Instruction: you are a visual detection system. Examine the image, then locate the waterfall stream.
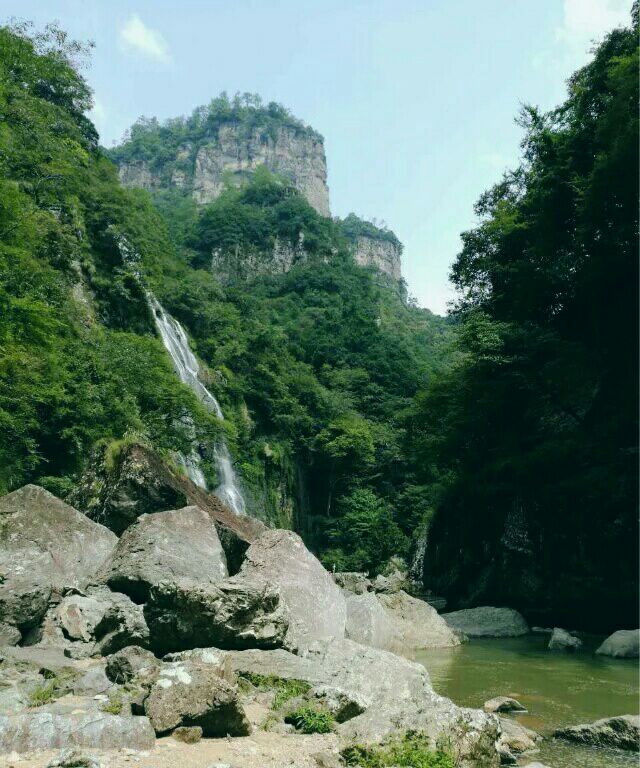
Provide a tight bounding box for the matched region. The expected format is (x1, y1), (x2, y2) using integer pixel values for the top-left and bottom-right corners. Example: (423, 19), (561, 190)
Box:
(148, 294), (246, 516)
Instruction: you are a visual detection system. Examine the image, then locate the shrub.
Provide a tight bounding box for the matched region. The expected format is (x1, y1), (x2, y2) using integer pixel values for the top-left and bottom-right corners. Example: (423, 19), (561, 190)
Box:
(342, 732), (455, 768)
(285, 704), (335, 734)
(237, 672), (311, 710)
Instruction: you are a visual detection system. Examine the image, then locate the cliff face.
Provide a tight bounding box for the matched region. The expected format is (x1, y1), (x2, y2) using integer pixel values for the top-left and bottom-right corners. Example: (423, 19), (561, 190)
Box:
(117, 123), (330, 217)
(352, 235), (402, 280)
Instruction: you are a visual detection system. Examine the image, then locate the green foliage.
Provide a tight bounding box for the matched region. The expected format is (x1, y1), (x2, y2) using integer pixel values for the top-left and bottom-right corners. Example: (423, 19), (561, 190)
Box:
(0, 22), (216, 494)
(411, 12), (639, 628)
(29, 678), (60, 707)
(340, 212), (402, 250)
(284, 704), (335, 734)
(107, 91), (322, 182)
(101, 691), (124, 715)
(237, 672), (311, 710)
(342, 732), (455, 768)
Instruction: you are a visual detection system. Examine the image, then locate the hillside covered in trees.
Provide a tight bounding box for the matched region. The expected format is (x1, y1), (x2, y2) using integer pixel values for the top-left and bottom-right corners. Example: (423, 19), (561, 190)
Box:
(0, 7), (637, 633)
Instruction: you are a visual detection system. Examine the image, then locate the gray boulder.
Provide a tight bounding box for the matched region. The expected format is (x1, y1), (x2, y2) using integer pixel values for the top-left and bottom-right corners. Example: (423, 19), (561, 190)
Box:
(228, 639), (500, 766)
(345, 593), (403, 653)
(144, 577), (288, 655)
(377, 590), (461, 649)
(484, 696), (527, 713)
(497, 716), (540, 753)
(554, 714), (640, 751)
(144, 659), (250, 736)
(239, 529), (347, 651)
(548, 627), (582, 652)
(105, 646), (160, 685)
(0, 486), (116, 633)
(97, 506), (228, 603)
(0, 623), (21, 646)
(39, 586), (149, 655)
(596, 629), (640, 659)
(333, 572), (372, 595)
(0, 711), (155, 752)
(442, 606), (529, 637)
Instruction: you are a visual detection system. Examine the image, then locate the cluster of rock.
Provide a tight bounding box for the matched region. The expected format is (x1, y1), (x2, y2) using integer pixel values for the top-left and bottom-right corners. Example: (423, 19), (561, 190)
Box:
(0, 466), (502, 766)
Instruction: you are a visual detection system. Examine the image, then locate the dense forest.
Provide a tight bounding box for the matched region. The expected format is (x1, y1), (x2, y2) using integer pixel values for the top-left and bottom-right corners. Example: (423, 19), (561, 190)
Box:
(0, 7), (637, 631)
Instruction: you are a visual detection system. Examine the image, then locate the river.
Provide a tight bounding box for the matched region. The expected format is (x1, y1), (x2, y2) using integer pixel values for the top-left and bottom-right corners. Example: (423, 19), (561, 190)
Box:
(416, 634), (638, 767)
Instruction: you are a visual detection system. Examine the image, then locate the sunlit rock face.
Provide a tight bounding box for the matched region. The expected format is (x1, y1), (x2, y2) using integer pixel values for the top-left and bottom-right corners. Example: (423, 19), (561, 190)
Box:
(351, 235), (402, 280)
(117, 123), (330, 217)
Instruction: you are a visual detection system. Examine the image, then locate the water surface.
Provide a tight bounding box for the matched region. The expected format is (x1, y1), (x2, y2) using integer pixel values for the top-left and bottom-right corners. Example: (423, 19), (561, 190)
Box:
(415, 634), (639, 767)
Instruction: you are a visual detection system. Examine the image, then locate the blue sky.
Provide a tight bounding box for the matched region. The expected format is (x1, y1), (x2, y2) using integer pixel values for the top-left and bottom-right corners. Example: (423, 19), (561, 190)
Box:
(4, 0), (631, 313)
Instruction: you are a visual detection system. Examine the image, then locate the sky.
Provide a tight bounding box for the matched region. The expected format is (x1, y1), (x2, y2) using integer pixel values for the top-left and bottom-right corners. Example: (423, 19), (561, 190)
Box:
(3, 0), (632, 314)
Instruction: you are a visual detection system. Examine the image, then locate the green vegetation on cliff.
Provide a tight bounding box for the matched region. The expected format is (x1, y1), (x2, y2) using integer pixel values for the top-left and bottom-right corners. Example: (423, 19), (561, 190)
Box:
(409, 9), (639, 628)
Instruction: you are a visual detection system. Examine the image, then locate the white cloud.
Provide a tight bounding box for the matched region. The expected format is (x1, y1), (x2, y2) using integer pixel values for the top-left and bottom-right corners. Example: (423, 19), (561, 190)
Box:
(556, 0), (629, 51)
(120, 14), (171, 63)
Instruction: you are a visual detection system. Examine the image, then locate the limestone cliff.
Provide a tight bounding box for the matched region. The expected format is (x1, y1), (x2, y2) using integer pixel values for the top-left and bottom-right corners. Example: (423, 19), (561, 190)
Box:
(115, 122), (329, 216)
(339, 214), (403, 280)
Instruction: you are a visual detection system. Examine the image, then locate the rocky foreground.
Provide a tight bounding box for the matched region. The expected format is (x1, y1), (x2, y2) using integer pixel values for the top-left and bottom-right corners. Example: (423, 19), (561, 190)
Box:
(0, 448), (504, 768)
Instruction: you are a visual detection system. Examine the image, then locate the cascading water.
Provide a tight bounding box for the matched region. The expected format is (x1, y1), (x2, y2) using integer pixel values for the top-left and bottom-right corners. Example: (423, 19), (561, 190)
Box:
(148, 294), (246, 516)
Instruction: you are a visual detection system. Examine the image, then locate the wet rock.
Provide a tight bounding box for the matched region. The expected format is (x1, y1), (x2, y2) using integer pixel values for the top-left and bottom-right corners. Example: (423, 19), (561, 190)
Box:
(554, 714), (640, 751)
(333, 572), (371, 595)
(105, 646), (160, 685)
(548, 627), (582, 652)
(484, 696), (527, 713)
(377, 590), (461, 649)
(144, 659), (250, 736)
(0, 711), (155, 752)
(442, 607), (529, 637)
(239, 529), (346, 651)
(0, 485), (116, 633)
(144, 577), (287, 655)
(596, 629), (639, 659)
(97, 506), (228, 603)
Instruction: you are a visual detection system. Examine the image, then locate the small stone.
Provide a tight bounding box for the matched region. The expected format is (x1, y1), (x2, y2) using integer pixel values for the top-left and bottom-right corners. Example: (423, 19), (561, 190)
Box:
(484, 696), (527, 713)
(548, 627), (582, 651)
(46, 749), (103, 767)
(172, 725), (202, 744)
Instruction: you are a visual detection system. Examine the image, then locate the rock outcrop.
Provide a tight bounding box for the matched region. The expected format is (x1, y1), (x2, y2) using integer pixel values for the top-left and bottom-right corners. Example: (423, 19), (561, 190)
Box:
(143, 658), (250, 736)
(351, 236), (402, 280)
(144, 577), (288, 655)
(0, 485), (116, 635)
(377, 591), (461, 649)
(442, 606), (529, 638)
(97, 506), (228, 602)
(344, 593), (402, 653)
(69, 442), (265, 570)
(596, 629), (639, 658)
(554, 714), (640, 751)
(228, 639), (500, 766)
(117, 123), (330, 217)
(238, 529), (347, 651)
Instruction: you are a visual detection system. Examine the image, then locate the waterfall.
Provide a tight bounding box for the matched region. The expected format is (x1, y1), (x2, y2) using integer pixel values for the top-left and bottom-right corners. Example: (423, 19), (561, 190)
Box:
(148, 294), (246, 516)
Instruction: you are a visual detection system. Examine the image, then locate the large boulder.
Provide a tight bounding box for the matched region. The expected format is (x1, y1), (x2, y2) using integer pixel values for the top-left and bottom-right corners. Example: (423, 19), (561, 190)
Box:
(38, 586), (149, 655)
(0, 712), (155, 752)
(105, 646), (160, 685)
(97, 506), (228, 602)
(0, 486), (117, 635)
(596, 629), (640, 659)
(239, 529), (347, 651)
(344, 593), (402, 653)
(228, 639), (501, 766)
(442, 606), (529, 638)
(377, 591), (461, 649)
(554, 714), (640, 751)
(69, 442), (264, 570)
(484, 696), (526, 714)
(333, 572), (372, 595)
(144, 577), (288, 655)
(548, 627), (582, 651)
(143, 658), (250, 736)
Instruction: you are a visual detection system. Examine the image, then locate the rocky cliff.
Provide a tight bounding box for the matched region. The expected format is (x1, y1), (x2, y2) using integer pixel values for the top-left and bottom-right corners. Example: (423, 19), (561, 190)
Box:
(116, 122), (330, 216)
(351, 235), (402, 280)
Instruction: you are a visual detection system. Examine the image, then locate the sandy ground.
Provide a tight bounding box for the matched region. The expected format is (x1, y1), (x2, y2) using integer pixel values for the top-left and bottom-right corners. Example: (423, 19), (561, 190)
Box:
(0, 700), (340, 768)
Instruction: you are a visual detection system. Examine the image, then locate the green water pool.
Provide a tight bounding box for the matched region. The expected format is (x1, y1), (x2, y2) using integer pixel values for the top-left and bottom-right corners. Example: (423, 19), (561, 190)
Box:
(415, 633), (639, 767)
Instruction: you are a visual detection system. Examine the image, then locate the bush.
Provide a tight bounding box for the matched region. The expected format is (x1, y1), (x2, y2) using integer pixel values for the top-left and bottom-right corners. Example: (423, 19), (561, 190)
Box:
(342, 732), (455, 768)
(285, 704), (335, 734)
(237, 672), (311, 710)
